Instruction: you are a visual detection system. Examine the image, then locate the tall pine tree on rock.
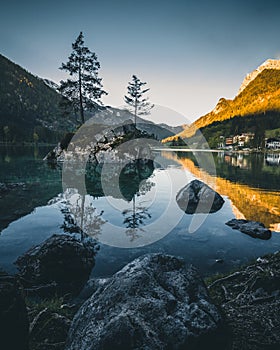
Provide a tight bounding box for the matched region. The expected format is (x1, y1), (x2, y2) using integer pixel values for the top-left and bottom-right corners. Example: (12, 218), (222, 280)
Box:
(124, 75), (154, 127)
(59, 32), (107, 125)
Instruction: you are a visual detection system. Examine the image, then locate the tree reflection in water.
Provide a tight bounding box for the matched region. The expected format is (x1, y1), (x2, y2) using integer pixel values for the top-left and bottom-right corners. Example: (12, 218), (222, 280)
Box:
(60, 159), (155, 242)
(122, 197), (152, 241)
(119, 160), (155, 241)
(60, 190), (106, 240)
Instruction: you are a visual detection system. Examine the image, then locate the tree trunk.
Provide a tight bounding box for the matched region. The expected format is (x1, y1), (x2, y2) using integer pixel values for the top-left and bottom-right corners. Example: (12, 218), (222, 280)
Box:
(80, 194), (86, 240)
(78, 65), (84, 124)
(134, 99), (137, 128)
(132, 195), (136, 228)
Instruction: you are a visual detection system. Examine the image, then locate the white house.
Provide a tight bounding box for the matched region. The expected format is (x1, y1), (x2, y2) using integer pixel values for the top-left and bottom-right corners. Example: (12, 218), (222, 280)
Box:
(265, 138), (280, 150)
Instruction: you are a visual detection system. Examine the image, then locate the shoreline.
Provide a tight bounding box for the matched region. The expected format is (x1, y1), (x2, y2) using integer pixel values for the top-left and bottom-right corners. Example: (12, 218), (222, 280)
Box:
(153, 146), (280, 154)
(14, 249), (280, 350)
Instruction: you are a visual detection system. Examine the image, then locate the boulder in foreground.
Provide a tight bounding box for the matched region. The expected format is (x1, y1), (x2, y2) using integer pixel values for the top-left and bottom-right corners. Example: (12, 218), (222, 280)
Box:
(176, 179), (225, 214)
(15, 234), (98, 297)
(66, 254), (226, 350)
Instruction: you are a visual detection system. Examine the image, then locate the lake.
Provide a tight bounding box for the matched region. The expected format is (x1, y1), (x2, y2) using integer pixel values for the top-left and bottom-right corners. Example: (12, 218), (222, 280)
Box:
(0, 145), (279, 278)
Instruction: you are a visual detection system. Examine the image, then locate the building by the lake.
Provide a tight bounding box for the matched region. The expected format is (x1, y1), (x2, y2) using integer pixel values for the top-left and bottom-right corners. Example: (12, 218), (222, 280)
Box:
(222, 133), (254, 149)
(265, 137), (280, 150)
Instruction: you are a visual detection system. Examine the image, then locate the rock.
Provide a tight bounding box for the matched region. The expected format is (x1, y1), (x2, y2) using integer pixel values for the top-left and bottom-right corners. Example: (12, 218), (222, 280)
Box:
(44, 121), (156, 164)
(0, 269), (29, 350)
(75, 277), (109, 304)
(226, 219), (271, 240)
(29, 308), (71, 350)
(121, 122), (137, 135)
(0, 182), (26, 195)
(176, 179), (225, 214)
(0, 182), (8, 193)
(44, 133), (75, 163)
(43, 143), (64, 163)
(15, 234), (98, 298)
(66, 254), (225, 350)
(215, 259), (224, 264)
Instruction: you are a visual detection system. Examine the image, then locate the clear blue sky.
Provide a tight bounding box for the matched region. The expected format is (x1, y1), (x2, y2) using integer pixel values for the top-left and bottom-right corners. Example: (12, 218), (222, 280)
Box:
(1, 0), (280, 123)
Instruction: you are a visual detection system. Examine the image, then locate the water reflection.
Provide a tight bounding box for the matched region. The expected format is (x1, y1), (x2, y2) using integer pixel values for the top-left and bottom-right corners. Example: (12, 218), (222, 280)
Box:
(59, 160), (155, 241)
(0, 145), (62, 232)
(164, 151), (280, 232)
(265, 153), (280, 166)
(120, 161), (155, 241)
(221, 152), (280, 170)
(1, 146), (280, 276)
(59, 190), (107, 239)
(122, 196), (152, 241)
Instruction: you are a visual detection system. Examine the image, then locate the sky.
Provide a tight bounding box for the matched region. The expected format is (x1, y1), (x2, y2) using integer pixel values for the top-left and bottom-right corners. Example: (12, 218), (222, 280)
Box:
(1, 0), (280, 125)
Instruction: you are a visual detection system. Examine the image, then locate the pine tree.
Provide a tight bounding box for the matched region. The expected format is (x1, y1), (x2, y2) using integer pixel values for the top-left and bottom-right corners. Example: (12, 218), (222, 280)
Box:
(124, 75), (154, 127)
(59, 32), (107, 125)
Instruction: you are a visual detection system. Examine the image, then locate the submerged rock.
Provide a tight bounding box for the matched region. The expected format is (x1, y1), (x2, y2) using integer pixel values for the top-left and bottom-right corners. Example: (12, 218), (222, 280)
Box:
(0, 182), (26, 197)
(226, 219), (271, 240)
(15, 234), (98, 297)
(66, 254), (226, 350)
(0, 269), (29, 350)
(176, 179), (224, 214)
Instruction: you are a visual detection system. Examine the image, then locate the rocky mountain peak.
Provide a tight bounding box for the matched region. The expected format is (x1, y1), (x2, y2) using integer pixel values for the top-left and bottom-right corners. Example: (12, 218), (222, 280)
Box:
(212, 97), (231, 115)
(238, 59), (280, 95)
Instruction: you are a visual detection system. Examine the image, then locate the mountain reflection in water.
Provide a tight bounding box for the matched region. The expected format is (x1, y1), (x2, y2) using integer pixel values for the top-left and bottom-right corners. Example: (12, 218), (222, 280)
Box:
(163, 151), (280, 232)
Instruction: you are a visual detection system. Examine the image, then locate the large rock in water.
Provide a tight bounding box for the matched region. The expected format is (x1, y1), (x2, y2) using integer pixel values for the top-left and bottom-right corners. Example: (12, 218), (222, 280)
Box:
(15, 234), (97, 297)
(66, 254), (225, 350)
(226, 219), (271, 240)
(0, 269), (29, 350)
(176, 179), (224, 214)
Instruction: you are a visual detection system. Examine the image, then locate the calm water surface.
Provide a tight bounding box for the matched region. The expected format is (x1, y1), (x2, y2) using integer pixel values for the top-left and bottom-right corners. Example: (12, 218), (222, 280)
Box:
(0, 145), (279, 277)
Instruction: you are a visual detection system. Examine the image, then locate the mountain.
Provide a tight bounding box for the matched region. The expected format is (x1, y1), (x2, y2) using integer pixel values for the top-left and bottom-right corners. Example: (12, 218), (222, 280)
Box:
(0, 54), (182, 143)
(238, 59), (280, 94)
(88, 106), (182, 138)
(43, 78), (60, 92)
(0, 54), (78, 143)
(140, 105), (188, 126)
(163, 59), (280, 143)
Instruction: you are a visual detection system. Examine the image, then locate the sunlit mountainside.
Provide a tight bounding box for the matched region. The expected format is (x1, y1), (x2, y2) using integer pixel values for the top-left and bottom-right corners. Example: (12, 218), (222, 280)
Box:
(163, 59), (280, 143)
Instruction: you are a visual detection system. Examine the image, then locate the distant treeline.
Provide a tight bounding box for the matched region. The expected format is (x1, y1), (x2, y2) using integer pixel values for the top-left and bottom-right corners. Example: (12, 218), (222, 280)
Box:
(0, 123), (64, 144)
